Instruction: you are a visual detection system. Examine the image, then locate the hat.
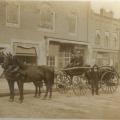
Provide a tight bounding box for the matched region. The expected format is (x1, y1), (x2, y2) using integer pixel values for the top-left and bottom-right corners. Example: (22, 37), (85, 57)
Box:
(93, 64), (99, 70)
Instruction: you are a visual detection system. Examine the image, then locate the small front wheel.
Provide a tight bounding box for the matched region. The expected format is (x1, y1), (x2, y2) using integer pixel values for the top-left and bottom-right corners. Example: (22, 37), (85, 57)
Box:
(72, 76), (88, 95)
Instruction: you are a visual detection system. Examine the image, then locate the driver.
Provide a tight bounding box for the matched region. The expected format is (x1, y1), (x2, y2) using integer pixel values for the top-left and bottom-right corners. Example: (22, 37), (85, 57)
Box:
(67, 49), (83, 67)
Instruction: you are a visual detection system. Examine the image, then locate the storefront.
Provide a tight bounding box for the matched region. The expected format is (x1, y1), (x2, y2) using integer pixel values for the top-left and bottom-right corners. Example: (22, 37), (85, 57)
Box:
(47, 39), (88, 69)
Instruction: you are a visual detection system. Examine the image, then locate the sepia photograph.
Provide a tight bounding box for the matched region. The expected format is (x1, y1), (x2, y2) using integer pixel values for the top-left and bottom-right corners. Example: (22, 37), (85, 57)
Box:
(0, 0), (120, 119)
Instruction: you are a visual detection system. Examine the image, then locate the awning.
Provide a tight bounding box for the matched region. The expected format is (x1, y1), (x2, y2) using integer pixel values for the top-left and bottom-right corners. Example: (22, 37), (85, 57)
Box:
(15, 46), (37, 56)
(47, 37), (89, 46)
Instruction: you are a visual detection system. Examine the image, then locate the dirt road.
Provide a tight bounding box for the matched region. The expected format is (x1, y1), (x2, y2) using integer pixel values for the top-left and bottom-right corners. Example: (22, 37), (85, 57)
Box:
(0, 88), (120, 119)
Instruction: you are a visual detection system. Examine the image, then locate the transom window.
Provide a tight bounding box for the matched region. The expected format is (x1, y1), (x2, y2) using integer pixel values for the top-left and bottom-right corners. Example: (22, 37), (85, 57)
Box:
(68, 13), (77, 34)
(6, 1), (20, 27)
(38, 4), (55, 31)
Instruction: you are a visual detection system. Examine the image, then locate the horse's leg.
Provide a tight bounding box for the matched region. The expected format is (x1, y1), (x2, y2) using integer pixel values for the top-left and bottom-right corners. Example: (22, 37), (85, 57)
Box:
(49, 85), (52, 99)
(7, 80), (12, 101)
(17, 80), (22, 100)
(33, 82), (38, 97)
(18, 81), (24, 103)
(10, 81), (15, 102)
(17, 80), (20, 94)
(38, 83), (41, 97)
(43, 85), (49, 99)
(7, 80), (14, 102)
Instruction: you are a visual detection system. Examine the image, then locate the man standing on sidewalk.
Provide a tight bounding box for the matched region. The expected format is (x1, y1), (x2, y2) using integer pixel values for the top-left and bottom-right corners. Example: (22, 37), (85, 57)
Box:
(91, 64), (100, 95)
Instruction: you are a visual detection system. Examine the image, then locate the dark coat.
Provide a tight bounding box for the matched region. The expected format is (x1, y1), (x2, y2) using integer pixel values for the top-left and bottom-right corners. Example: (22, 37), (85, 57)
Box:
(69, 55), (83, 67)
(91, 68), (100, 84)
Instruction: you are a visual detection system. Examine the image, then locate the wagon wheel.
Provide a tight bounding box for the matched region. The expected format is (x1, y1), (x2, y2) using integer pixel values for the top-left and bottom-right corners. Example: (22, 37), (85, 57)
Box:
(72, 75), (88, 96)
(100, 71), (119, 94)
(56, 71), (71, 94)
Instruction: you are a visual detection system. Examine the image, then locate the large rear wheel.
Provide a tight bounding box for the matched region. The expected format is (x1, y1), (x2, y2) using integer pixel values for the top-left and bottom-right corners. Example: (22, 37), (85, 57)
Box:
(100, 71), (119, 93)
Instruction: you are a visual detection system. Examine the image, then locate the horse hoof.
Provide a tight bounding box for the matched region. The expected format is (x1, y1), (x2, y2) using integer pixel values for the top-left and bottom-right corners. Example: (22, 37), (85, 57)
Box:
(18, 100), (23, 104)
(18, 98), (23, 103)
(9, 99), (14, 102)
(38, 95), (41, 98)
(48, 97), (52, 100)
(34, 95), (37, 98)
(42, 97), (46, 100)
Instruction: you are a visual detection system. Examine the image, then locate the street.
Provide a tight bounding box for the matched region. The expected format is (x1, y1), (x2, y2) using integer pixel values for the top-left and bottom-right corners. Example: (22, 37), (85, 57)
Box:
(0, 81), (120, 119)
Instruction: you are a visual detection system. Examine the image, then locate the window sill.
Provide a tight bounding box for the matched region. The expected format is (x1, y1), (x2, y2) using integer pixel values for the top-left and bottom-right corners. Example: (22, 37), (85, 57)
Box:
(6, 22), (20, 28)
(37, 27), (55, 33)
(68, 32), (77, 36)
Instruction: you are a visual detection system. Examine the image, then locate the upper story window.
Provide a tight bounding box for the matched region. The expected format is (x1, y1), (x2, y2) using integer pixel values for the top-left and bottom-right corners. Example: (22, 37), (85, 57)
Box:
(95, 30), (101, 46)
(68, 13), (77, 34)
(113, 36), (117, 49)
(38, 4), (55, 31)
(111, 33), (118, 49)
(6, 1), (20, 27)
(104, 32), (109, 48)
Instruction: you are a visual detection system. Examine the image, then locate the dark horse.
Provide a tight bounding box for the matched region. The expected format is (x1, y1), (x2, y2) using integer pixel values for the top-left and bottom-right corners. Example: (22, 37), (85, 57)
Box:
(0, 52), (54, 103)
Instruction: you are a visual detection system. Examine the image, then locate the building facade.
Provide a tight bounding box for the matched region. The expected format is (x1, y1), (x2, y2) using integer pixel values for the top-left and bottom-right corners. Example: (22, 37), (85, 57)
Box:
(0, 1), (90, 69)
(88, 8), (120, 71)
(0, 1), (120, 71)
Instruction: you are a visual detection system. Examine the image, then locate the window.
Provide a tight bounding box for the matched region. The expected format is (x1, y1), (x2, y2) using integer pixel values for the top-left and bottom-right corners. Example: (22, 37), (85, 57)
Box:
(95, 30), (101, 46)
(95, 34), (101, 45)
(104, 36), (109, 48)
(113, 37), (117, 49)
(58, 45), (72, 68)
(68, 13), (77, 34)
(6, 1), (20, 27)
(38, 4), (55, 31)
(111, 33), (117, 49)
(64, 49), (71, 66)
(96, 53), (109, 66)
(16, 56), (37, 65)
(47, 56), (55, 67)
(104, 32), (109, 48)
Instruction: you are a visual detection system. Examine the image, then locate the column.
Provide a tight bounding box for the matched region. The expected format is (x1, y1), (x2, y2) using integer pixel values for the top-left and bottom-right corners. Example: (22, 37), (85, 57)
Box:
(37, 40), (47, 65)
(86, 44), (93, 66)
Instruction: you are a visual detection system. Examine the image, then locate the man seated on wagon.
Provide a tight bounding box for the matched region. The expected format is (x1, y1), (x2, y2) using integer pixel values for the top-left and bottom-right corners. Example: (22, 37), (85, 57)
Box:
(66, 49), (83, 68)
